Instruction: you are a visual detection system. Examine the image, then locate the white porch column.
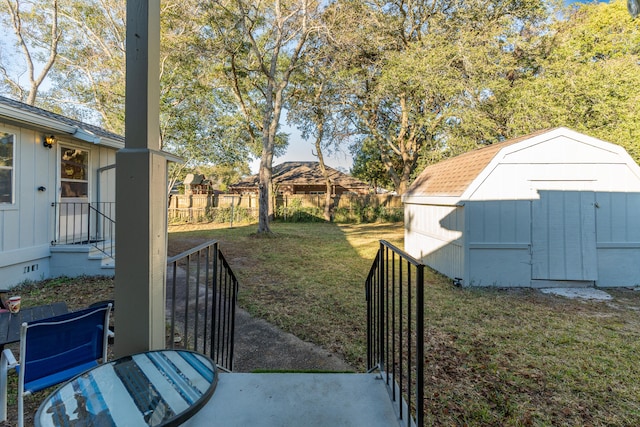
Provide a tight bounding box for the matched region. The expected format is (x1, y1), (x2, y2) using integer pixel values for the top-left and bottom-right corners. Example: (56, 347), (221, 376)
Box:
(114, 0), (166, 356)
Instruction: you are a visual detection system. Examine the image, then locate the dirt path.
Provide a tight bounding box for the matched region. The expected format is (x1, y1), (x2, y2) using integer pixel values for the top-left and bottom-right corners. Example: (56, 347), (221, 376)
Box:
(233, 306), (354, 372)
(166, 244), (354, 373)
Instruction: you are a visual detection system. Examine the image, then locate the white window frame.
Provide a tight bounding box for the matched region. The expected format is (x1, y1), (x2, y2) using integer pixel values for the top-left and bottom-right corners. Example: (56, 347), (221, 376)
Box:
(59, 145), (90, 200)
(0, 131), (15, 205)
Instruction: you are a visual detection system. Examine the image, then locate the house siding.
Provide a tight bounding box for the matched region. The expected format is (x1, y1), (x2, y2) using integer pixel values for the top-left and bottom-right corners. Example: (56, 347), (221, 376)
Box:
(0, 124), (55, 284)
(0, 123), (119, 286)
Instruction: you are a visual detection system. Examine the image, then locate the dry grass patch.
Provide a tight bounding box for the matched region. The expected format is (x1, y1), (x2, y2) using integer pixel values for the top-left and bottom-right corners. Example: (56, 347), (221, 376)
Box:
(6, 222), (639, 426)
(170, 221), (640, 425)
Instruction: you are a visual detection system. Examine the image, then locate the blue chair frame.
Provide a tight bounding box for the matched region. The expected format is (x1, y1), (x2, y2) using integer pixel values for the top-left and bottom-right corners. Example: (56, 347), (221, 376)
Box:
(0, 303), (112, 427)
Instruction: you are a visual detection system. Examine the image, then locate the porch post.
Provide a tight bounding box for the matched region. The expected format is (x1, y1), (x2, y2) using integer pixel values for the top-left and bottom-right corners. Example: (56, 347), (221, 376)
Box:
(114, 0), (166, 356)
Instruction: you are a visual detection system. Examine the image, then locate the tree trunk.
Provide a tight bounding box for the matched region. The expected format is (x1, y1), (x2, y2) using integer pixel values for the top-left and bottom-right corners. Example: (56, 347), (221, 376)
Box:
(257, 131), (274, 233)
(257, 80), (279, 234)
(314, 123), (333, 222)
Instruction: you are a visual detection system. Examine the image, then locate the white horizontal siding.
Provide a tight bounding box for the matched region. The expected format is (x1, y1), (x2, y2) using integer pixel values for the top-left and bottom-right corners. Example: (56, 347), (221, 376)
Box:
(404, 203), (464, 280)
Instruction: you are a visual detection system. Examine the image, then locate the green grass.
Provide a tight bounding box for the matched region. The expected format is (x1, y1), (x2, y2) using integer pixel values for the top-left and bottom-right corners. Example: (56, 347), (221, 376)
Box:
(169, 221), (640, 426)
(169, 222), (403, 366)
(11, 222), (640, 426)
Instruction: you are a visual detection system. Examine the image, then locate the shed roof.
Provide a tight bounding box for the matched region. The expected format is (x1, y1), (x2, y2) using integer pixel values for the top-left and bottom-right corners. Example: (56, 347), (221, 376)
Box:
(405, 128), (555, 197)
(230, 161), (370, 189)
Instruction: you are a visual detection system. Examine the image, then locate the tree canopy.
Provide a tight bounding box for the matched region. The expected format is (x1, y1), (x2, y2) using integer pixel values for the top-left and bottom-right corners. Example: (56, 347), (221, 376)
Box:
(1, 0), (639, 207)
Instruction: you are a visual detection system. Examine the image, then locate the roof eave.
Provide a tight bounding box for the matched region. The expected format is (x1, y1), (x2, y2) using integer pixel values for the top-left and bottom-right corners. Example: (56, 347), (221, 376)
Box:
(402, 194), (463, 206)
(0, 102), (124, 149)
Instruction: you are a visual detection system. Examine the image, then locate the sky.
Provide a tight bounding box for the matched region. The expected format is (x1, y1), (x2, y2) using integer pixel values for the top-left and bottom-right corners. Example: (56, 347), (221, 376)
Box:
(250, 123), (355, 175)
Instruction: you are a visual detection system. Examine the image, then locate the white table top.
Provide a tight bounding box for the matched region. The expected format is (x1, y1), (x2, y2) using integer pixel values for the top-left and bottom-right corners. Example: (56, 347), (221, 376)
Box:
(35, 349), (217, 427)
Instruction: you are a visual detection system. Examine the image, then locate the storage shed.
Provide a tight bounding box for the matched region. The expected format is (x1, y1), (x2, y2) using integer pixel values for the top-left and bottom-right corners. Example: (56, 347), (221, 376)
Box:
(403, 127), (640, 288)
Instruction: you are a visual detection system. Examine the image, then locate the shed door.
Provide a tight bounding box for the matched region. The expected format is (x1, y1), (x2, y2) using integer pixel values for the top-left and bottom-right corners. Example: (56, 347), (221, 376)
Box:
(531, 191), (597, 281)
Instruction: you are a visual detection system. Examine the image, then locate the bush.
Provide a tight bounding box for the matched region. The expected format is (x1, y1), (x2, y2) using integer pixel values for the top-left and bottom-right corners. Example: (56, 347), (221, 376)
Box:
(275, 203), (403, 224)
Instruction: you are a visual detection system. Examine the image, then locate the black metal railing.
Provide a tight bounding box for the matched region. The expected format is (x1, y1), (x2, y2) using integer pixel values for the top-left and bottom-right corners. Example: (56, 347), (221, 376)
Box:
(89, 203), (115, 258)
(166, 240), (239, 372)
(366, 240), (424, 427)
(52, 202), (116, 258)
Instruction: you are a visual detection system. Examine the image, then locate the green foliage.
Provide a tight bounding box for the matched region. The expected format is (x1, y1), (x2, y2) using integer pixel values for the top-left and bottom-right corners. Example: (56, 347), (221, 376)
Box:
(332, 205), (403, 224)
(168, 205), (257, 225)
(328, 0), (557, 193)
(350, 138), (396, 191)
(502, 0), (640, 163)
(275, 198), (324, 223)
(4, 0), (640, 203)
(272, 196), (403, 224)
(210, 206), (254, 224)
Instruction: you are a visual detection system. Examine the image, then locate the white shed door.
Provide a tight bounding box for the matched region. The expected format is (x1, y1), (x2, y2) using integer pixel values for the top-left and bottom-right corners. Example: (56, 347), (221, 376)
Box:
(531, 191), (597, 281)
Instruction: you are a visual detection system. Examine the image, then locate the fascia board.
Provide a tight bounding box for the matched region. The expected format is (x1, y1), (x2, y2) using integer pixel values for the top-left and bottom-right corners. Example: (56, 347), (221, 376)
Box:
(0, 103), (124, 149)
(401, 194), (462, 206)
(0, 103), (77, 134)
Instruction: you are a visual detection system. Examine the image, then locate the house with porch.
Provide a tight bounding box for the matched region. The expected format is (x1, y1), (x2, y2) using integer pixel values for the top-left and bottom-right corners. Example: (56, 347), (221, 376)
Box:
(0, 96), (122, 287)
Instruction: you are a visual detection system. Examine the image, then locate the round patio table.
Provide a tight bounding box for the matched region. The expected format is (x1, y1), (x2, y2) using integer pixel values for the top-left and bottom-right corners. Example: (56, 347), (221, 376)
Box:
(35, 349), (217, 427)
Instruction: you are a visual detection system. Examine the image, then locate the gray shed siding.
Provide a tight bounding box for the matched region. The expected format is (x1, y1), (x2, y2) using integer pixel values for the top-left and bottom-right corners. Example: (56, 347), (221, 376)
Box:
(404, 128), (640, 288)
(414, 193), (640, 288)
(404, 203), (465, 280)
(595, 192), (640, 287)
(466, 200), (531, 287)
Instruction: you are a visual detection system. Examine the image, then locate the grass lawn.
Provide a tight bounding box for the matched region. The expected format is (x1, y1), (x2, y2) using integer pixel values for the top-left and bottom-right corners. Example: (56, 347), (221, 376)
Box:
(10, 221), (640, 426)
(168, 221), (640, 426)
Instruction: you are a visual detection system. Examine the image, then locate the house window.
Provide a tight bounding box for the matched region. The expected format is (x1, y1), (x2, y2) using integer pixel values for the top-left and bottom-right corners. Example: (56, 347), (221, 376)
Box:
(60, 147), (89, 198)
(0, 132), (14, 204)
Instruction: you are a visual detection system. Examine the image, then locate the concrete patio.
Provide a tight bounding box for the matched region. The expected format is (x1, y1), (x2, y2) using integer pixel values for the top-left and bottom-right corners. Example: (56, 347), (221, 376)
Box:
(182, 372), (405, 427)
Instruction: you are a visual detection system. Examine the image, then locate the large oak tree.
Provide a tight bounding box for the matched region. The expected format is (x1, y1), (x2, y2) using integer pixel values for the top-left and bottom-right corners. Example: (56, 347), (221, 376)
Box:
(202, 0), (321, 233)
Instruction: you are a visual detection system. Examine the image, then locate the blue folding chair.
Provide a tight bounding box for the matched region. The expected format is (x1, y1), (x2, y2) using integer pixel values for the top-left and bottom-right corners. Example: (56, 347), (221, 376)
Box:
(0, 303), (112, 427)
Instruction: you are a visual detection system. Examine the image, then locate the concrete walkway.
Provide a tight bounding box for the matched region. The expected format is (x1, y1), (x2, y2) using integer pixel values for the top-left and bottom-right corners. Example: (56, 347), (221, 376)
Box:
(182, 373), (404, 427)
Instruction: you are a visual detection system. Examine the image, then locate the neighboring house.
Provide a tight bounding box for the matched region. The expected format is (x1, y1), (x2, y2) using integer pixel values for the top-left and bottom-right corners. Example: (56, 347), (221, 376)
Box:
(403, 127), (640, 288)
(0, 96), (123, 287)
(229, 161), (371, 195)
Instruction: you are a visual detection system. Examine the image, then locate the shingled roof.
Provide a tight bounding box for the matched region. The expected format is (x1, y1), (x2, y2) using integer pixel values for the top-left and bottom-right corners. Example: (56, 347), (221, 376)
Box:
(231, 161), (369, 189)
(406, 129), (554, 197)
(0, 95), (124, 148)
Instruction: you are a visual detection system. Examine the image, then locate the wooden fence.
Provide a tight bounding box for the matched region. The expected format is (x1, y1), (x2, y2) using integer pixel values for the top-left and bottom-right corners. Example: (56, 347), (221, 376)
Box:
(167, 193), (402, 223)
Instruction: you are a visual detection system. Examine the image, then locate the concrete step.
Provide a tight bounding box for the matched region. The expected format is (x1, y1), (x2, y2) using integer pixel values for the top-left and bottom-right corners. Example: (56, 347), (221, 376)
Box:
(50, 242), (115, 277)
(182, 373), (407, 427)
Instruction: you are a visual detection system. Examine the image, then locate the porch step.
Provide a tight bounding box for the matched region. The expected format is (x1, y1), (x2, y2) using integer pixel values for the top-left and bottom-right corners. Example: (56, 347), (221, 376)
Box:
(182, 373), (406, 427)
(50, 242), (115, 278)
(88, 241), (115, 270)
